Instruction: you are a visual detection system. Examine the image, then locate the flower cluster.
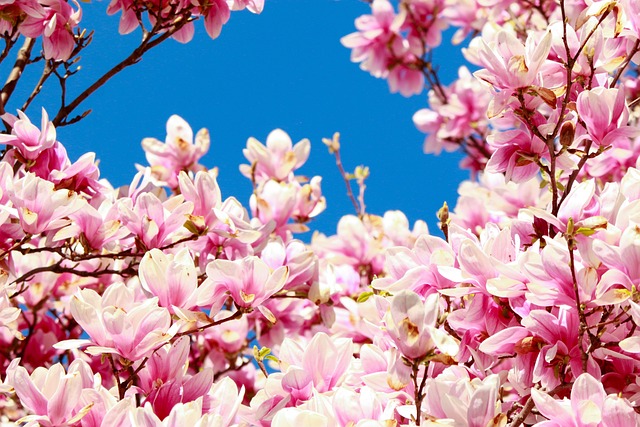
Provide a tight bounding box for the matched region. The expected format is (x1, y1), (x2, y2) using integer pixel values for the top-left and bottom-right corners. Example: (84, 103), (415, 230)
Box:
(107, 0), (263, 42)
(2, 0), (640, 425)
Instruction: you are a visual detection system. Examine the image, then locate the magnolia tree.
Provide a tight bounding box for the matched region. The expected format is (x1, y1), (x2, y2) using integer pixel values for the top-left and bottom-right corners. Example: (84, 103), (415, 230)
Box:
(0, 0), (639, 425)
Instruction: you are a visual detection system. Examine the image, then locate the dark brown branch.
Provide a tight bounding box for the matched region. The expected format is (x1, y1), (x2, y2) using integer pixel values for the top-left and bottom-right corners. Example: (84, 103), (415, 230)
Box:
(175, 310), (244, 337)
(508, 383), (572, 427)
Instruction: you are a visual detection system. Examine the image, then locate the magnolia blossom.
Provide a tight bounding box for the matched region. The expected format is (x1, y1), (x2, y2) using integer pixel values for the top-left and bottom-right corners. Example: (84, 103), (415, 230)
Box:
(0, 109), (56, 162)
(3, 359), (95, 426)
(340, 0), (401, 79)
(118, 192), (193, 249)
(228, 0), (264, 13)
(240, 129), (310, 183)
(278, 333), (354, 402)
(341, 0), (425, 96)
(576, 87), (638, 147)
(384, 290), (458, 360)
(19, 0), (82, 60)
(474, 30), (552, 91)
(486, 129), (549, 183)
(531, 373), (637, 426)
(139, 248), (201, 313)
(141, 115), (210, 188)
(199, 256), (288, 318)
(64, 283), (177, 361)
(9, 173), (86, 235)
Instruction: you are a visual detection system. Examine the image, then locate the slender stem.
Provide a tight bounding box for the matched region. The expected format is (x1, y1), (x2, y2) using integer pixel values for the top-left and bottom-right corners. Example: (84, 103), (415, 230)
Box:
(556, 140), (594, 208)
(108, 355), (126, 400)
(567, 237), (589, 372)
(21, 60), (58, 112)
(332, 147), (361, 217)
(508, 383), (572, 427)
(508, 393), (536, 427)
(174, 310), (244, 337)
(411, 360), (429, 425)
(0, 234), (31, 261)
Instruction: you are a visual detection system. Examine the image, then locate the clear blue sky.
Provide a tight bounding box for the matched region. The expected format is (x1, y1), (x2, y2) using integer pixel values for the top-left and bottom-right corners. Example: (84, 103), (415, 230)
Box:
(10, 0), (470, 235)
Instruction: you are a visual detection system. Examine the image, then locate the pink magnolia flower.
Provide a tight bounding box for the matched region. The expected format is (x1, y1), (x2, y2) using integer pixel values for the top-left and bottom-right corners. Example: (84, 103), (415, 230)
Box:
(526, 180), (604, 237)
(141, 115), (210, 189)
(271, 408), (330, 427)
(250, 177), (326, 235)
(138, 336), (192, 395)
(312, 214), (386, 280)
(520, 238), (596, 307)
(481, 307), (597, 391)
(292, 176), (326, 223)
(0, 109), (56, 162)
(178, 170), (221, 220)
(118, 192), (193, 249)
(203, 376), (246, 426)
(332, 386), (386, 425)
(201, 0), (231, 39)
(147, 365), (213, 420)
(3, 358), (95, 426)
(387, 60), (425, 97)
(531, 373), (638, 426)
(372, 233), (456, 295)
(106, 0), (137, 34)
(100, 397), (221, 427)
(250, 180), (297, 231)
(48, 152), (103, 196)
(227, 0), (264, 13)
(199, 256), (288, 317)
(341, 0), (403, 80)
(64, 282), (177, 361)
(413, 67), (492, 156)
(9, 172), (86, 235)
(486, 128), (549, 183)
(139, 248), (200, 312)
(26, 140), (69, 181)
(260, 237), (318, 292)
(576, 87), (638, 147)
(385, 290), (458, 360)
(0, 274), (20, 339)
(548, 19), (627, 82)
(622, 0), (640, 40)
(474, 30), (552, 91)
(278, 332), (354, 402)
(419, 370), (504, 427)
(240, 129), (310, 183)
(177, 170), (269, 260)
(54, 201), (127, 251)
(196, 196), (270, 266)
(403, 0), (448, 49)
(20, 0), (81, 60)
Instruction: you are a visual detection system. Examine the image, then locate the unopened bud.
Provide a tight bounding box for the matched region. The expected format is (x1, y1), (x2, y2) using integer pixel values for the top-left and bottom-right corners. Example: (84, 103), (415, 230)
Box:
(354, 165), (369, 181)
(322, 132), (341, 153)
(437, 201), (450, 225)
(536, 86), (557, 108)
(560, 121), (575, 147)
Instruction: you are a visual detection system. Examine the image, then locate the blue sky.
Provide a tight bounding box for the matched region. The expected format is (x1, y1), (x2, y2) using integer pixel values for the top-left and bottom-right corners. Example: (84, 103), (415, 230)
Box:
(10, 0), (470, 236)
